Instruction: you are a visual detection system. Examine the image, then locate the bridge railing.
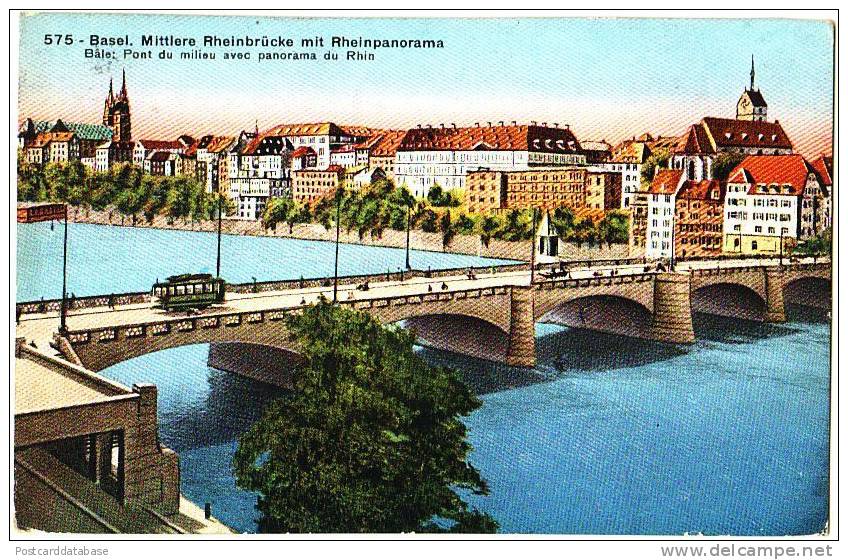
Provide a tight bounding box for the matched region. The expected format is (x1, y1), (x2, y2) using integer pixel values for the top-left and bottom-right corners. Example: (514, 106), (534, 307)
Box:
(63, 285), (518, 346)
(16, 263), (529, 317)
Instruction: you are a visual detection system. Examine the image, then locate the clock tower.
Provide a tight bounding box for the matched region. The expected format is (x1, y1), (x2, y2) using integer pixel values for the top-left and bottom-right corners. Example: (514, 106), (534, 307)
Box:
(736, 56), (768, 121)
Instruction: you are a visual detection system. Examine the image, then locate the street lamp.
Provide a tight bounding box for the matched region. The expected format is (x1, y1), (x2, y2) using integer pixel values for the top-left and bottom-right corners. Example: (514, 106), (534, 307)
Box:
(779, 229), (784, 266)
(332, 185), (343, 303)
(59, 204), (69, 334)
(405, 198), (412, 271)
(669, 208), (676, 272)
(215, 189), (223, 278)
(530, 206), (538, 284)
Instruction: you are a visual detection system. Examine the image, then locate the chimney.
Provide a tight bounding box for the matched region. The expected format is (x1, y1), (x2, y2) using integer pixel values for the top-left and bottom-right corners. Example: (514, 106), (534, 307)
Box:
(511, 120), (517, 126)
(487, 121), (492, 127)
(531, 121), (537, 126)
(553, 122), (558, 128)
(541, 122), (547, 127)
(475, 122), (480, 127)
(498, 120), (504, 126)
(451, 123), (456, 129)
(440, 123), (444, 129)
(417, 124), (422, 129)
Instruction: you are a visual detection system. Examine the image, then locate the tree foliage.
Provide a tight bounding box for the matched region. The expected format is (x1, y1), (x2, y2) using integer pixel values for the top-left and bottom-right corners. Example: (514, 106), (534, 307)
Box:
(711, 152), (747, 181)
(640, 147), (671, 187)
(233, 301), (497, 534)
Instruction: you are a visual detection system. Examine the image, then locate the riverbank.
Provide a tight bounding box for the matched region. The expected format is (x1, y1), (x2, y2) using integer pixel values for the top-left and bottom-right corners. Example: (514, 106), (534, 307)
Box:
(62, 206), (629, 261)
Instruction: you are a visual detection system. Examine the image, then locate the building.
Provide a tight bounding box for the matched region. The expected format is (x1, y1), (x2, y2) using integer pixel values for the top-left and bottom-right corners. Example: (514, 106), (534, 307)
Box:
(671, 117), (793, 181)
(19, 119), (112, 163)
(103, 70), (132, 143)
(395, 123), (585, 197)
(585, 169), (622, 210)
(367, 130), (406, 181)
(144, 151), (182, 176)
(736, 57), (768, 121)
(628, 190), (649, 257)
(95, 71), (135, 170)
(589, 161), (642, 209)
(809, 155), (833, 231)
(195, 135), (236, 193)
(291, 166), (345, 204)
(722, 155), (825, 254)
(580, 140), (612, 163)
(24, 131), (80, 165)
(133, 139), (186, 167)
(674, 179), (725, 258)
(329, 144), (358, 168)
(645, 168), (685, 259)
(290, 146), (318, 171)
(465, 167), (587, 214)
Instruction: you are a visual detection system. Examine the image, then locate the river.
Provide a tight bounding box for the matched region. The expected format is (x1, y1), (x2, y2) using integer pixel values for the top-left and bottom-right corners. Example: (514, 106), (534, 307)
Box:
(16, 221), (830, 535)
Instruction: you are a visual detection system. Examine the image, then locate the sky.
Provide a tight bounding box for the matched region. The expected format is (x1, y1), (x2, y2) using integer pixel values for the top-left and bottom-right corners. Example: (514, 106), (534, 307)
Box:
(18, 13), (835, 156)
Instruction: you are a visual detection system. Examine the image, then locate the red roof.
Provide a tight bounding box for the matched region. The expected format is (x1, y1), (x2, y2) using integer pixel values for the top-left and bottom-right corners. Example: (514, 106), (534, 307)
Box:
(370, 130), (406, 157)
(809, 155), (833, 187)
(398, 124), (581, 153)
(674, 117), (792, 155)
(291, 146), (316, 158)
(138, 139), (183, 151)
(648, 169), (684, 195)
(676, 179), (725, 202)
(726, 155), (814, 196)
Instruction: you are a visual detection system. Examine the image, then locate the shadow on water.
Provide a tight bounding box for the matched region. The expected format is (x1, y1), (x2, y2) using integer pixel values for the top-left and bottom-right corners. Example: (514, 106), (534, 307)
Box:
(693, 312), (809, 344)
(415, 325), (687, 395)
(786, 303), (831, 325)
(159, 368), (288, 453)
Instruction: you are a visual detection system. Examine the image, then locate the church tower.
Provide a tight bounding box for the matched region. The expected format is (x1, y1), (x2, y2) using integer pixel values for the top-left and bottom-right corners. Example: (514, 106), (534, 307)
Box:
(736, 56), (768, 121)
(103, 69), (132, 142)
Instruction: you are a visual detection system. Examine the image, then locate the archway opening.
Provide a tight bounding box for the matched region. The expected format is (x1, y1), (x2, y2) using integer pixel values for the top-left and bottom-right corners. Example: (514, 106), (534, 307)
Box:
(784, 277), (831, 311)
(399, 314), (510, 364)
(692, 282), (766, 322)
(538, 295), (653, 340)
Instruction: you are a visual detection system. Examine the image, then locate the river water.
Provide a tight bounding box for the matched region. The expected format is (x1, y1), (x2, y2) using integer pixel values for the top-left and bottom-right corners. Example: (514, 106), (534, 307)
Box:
(16, 222), (830, 535)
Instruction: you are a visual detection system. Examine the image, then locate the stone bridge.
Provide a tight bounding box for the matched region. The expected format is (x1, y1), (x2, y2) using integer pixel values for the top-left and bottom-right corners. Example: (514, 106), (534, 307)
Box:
(17, 259), (830, 375)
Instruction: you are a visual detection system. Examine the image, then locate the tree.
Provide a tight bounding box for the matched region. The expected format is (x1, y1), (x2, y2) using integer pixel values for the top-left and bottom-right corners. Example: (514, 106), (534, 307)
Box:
(711, 152), (746, 181)
(233, 301), (497, 533)
(640, 148), (671, 187)
(439, 210), (455, 248)
(477, 214), (502, 248)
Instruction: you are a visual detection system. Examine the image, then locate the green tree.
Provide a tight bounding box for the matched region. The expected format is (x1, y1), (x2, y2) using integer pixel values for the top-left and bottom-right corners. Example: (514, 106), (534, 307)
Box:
(640, 148), (671, 187)
(711, 152), (746, 181)
(476, 214), (503, 248)
(233, 301), (497, 533)
(439, 210), (455, 249)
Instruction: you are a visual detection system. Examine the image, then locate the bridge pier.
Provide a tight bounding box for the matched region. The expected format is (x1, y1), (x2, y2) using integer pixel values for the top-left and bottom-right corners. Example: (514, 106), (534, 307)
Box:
(505, 286), (536, 368)
(764, 267), (787, 323)
(649, 272), (695, 344)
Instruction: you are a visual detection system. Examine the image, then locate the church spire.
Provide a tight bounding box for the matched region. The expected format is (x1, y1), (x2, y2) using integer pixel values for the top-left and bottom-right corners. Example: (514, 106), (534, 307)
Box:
(119, 68), (127, 98)
(750, 55), (755, 91)
(108, 77), (114, 102)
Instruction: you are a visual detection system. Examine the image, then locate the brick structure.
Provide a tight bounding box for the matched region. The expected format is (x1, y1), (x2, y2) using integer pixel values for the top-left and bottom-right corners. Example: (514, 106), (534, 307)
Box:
(292, 165), (345, 203)
(674, 179), (725, 259)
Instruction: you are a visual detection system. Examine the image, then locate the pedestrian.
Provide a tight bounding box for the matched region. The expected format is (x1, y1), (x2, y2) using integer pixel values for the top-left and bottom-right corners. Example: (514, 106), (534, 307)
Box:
(428, 284), (433, 293)
(441, 282), (448, 290)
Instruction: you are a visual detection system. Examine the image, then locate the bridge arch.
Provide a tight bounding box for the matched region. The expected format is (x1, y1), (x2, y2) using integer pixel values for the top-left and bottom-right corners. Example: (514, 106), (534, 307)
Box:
(397, 313), (511, 363)
(783, 276), (832, 310)
(67, 319), (303, 373)
(536, 293), (654, 340)
(691, 282), (767, 322)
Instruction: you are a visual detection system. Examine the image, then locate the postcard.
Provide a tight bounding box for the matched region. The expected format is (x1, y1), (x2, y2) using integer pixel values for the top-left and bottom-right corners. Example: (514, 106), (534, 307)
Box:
(12, 10), (835, 542)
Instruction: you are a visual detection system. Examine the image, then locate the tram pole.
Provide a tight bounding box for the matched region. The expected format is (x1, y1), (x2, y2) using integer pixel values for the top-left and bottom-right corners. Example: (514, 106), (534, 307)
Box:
(405, 201), (412, 271)
(333, 186), (342, 304)
(59, 204), (69, 334)
(216, 190), (223, 278)
(530, 206), (537, 285)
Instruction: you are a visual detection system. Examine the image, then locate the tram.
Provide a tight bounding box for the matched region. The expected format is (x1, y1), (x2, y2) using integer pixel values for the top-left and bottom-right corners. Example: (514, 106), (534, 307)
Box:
(152, 273), (225, 311)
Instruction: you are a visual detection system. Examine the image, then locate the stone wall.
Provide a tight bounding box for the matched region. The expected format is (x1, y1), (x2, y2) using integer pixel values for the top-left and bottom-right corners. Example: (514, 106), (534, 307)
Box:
(61, 206), (629, 261)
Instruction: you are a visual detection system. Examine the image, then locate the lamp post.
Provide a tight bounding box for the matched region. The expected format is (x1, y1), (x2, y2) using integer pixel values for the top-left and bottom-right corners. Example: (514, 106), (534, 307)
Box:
(530, 206), (537, 284)
(59, 204), (69, 334)
(332, 185), (343, 303)
(779, 229), (784, 266)
(405, 199), (412, 271)
(215, 189), (223, 278)
(669, 210), (676, 272)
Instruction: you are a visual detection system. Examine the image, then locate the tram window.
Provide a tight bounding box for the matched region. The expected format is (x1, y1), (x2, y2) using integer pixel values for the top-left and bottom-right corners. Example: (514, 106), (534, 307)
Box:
(205, 283), (212, 292)
(168, 286), (175, 296)
(176, 286), (185, 295)
(187, 284), (194, 295)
